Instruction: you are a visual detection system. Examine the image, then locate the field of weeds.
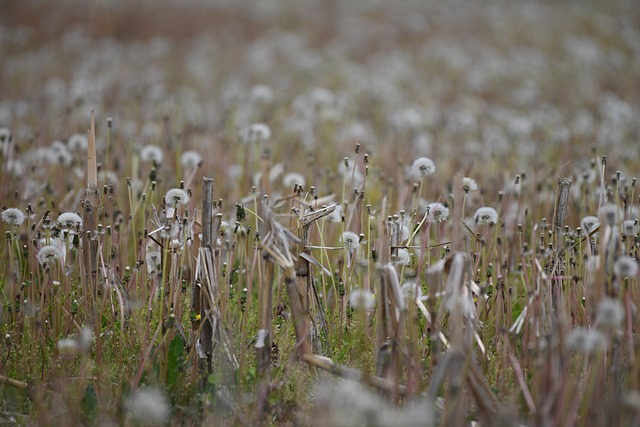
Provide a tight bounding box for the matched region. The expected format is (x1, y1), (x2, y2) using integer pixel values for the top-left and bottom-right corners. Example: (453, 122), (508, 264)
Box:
(1, 0), (640, 425)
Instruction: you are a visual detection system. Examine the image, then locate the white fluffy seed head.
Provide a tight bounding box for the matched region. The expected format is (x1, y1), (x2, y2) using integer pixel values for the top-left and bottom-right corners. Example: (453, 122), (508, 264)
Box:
(622, 220), (639, 236)
(127, 387), (170, 426)
(140, 144), (164, 164)
(411, 157), (436, 178)
(57, 212), (83, 229)
(581, 215), (599, 235)
(67, 133), (88, 151)
(599, 204), (623, 226)
(567, 327), (606, 354)
(341, 231), (360, 250)
(596, 297), (625, 330)
(613, 255), (638, 278)
(37, 245), (63, 266)
(462, 177), (478, 192)
(349, 288), (375, 311)
(401, 281), (422, 303)
(474, 207), (498, 225)
(244, 123), (271, 142)
(395, 248), (411, 266)
(426, 202), (449, 223)
(1, 208), (25, 226)
(180, 150), (202, 169)
(164, 188), (189, 206)
(282, 172), (306, 190)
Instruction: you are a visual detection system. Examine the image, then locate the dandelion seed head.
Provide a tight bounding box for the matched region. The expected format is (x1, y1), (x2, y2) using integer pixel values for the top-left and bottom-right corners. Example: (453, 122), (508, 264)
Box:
(165, 188), (189, 205)
(327, 204), (343, 223)
(127, 387), (170, 426)
(596, 297), (625, 330)
(0, 127), (10, 144)
(578, 168), (597, 185)
(581, 215), (599, 235)
(283, 172), (306, 190)
(622, 220), (639, 236)
(98, 171), (119, 186)
(567, 327), (606, 354)
(140, 144), (164, 164)
(315, 380), (434, 427)
(349, 288), (375, 311)
(57, 338), (79, 356)
(411, 157), (436, 178)
(180, 150), (202, 169)
(341, 231), (360, 250)
(462, 176), (478, 192)
(37, 245), (63, 266)
(67, 133), (88, 151)
(401, 281), (422, 303)
(426, 202), (449, 223)
(613, 255), (638, 278)
(245, 123), (271, 141)
(395, 248), (411, 266)
(160, 221), (180, 239)
(249, 84), (275, 104)
(474, 207), (498, 225)
(57, 212), (82, 229)
(79, 325), (93, 353)
(599, 204), (623, 226)
(146, 251), (162, 275)
(1, 208), (25, 226)
(48, 141), (73, 166)
(337, 158), (363, 185)
(399, 223), (410, 242)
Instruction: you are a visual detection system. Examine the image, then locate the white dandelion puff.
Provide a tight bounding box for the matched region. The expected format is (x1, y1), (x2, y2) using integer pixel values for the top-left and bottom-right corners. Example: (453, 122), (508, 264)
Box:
(98, 171), (119, 186)
(327, 204), (343, 223)
(426, 202), (449, 223)
(180, 150), (202, 169)
(67, 133), (88, 151)
(49, 141), (73, 166)
(622, 220), (639, 236)
(1, 208), (25, 226)
(282, 172), (306, 190)
(57, 338), (79, 356)
(127, 387), (170, 426)
(613, 255), (638, 278)
(37, 245), (63, 266)
(567, 327), (606, 354)
(249, 84), (275, 104)
(337, 158), (363, 185)
(462, 177), (478, 192)
(474, 207), (499, 225)
(146, 251), (162, 276)
(341, 231), (360, 250)
(411, 157), (436, 178)
(399, 223), (410, 242)
(401, 281), (423, 304)
(57, 212), (83, 229)
(0, 127), (11, 156)
(164, 188), (189, 205)
(349, 289), (375, 311)
(596, 297), (625, 330)
(245, 123), (271, 142)
(395, 248), (411, 266)
(160, 221), (180, 239)
(581, 215), (599, 235)
(599, 204), (623, 226)
(140, 144), (164, 164)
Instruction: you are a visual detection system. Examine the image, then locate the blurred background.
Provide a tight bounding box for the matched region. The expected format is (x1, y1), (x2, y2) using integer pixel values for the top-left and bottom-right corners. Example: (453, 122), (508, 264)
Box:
(1, 0), (639, 192)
